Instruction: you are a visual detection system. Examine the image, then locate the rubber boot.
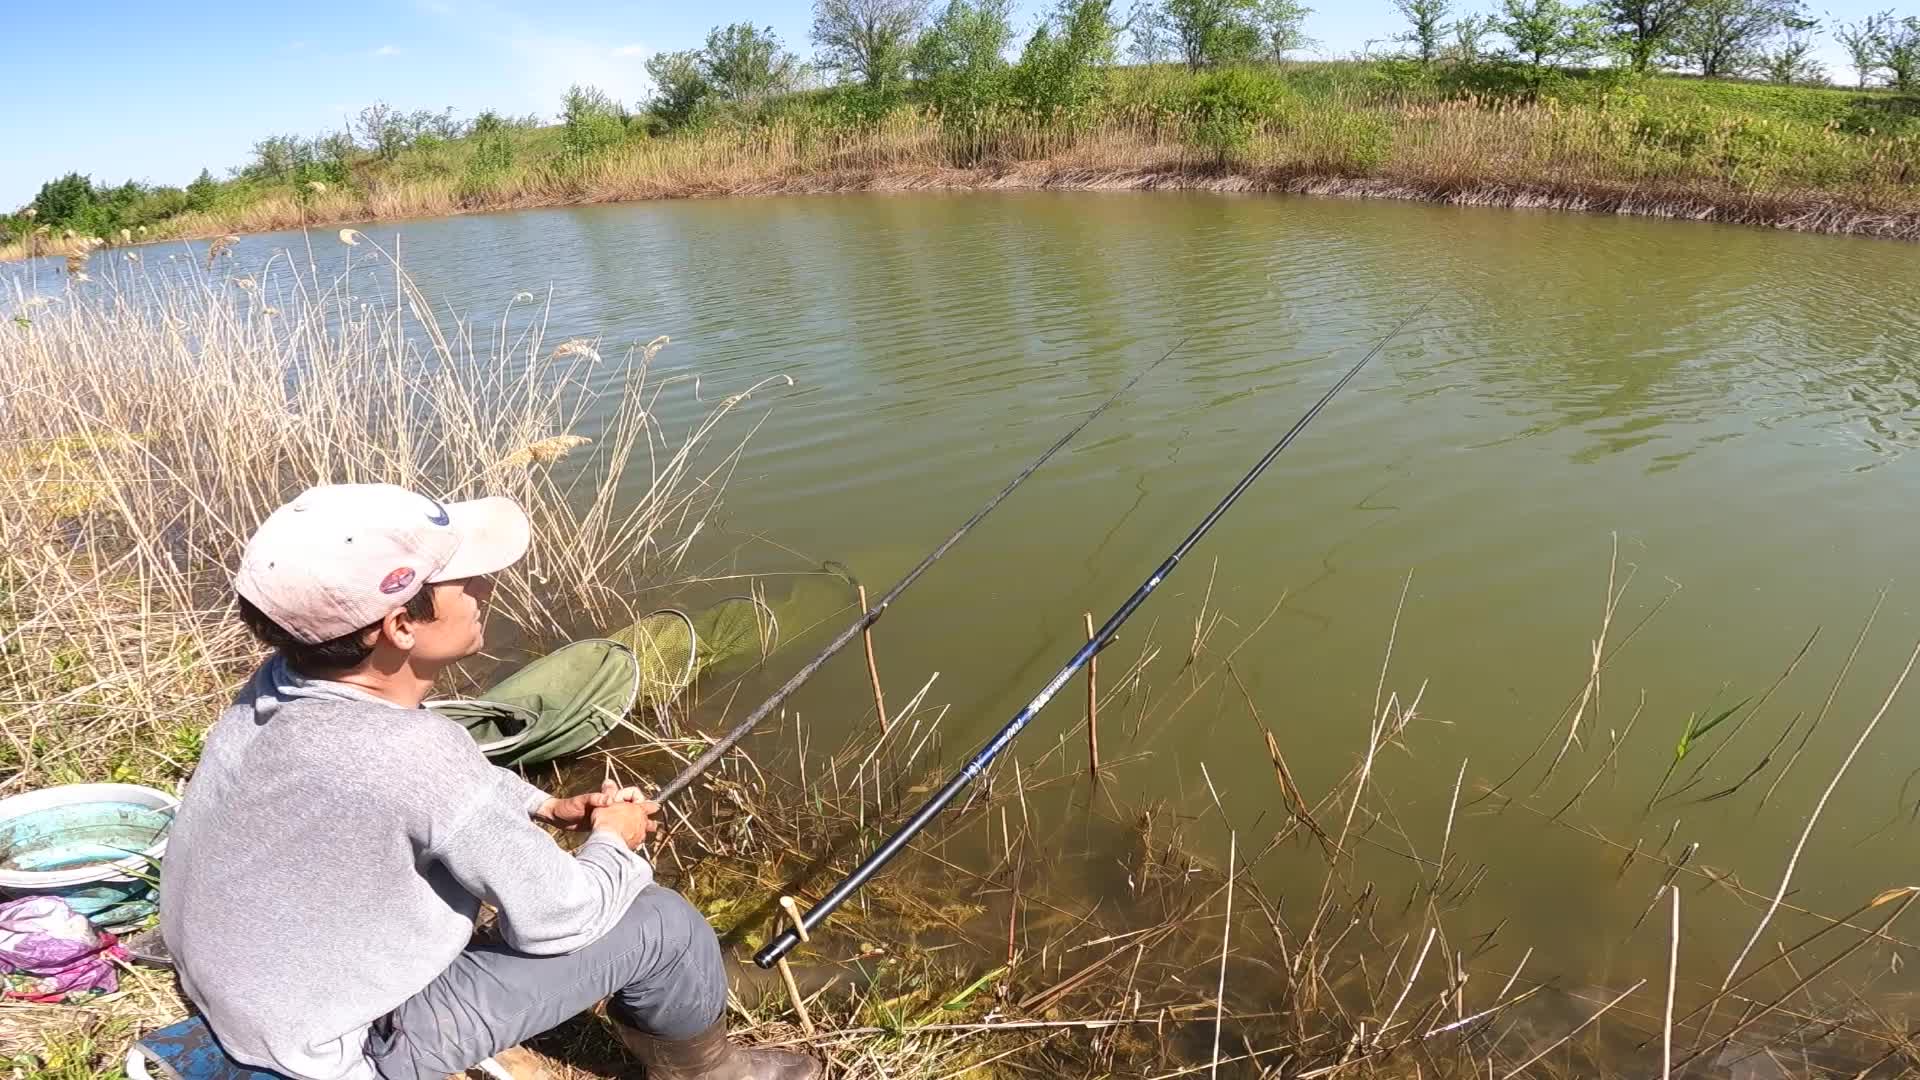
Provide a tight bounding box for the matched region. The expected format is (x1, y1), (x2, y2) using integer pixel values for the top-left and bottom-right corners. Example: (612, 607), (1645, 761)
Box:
(612, 1019), (821, 1080)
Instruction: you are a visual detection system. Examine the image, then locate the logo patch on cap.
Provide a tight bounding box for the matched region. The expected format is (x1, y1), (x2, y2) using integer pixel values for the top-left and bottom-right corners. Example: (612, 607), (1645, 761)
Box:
(379, 567), (417, 595)
(423, 497), (451, 527)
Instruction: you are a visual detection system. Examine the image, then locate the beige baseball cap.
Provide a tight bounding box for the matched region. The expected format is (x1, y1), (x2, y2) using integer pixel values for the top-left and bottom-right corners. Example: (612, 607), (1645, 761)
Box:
(235, 484), (530, 644)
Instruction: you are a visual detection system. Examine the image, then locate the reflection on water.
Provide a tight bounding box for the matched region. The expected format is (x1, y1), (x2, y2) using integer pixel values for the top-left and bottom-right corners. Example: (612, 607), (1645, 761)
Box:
(16, 191), (1920, 1022)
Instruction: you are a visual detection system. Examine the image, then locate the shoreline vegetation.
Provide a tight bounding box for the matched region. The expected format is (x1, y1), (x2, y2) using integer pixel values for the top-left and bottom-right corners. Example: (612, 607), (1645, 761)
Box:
(14, 0), (1920, 261)
(12, 246), (1920, 1078)
(21, 106), (1920, 258)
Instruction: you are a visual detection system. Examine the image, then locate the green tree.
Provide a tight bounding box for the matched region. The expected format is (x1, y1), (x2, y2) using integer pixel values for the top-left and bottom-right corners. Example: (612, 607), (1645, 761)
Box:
(1395, 0), (1453, 61)
(185, 169), (219, 212)
(910, 0), (1016, 121)
(1162, 0), (1262, 68)
(1669, 0), (1800, 77)
(702, 23), (800, 102)
(645, 50), (715, 129)
(1881, 14), (1920, 88)
(355, 101), (409, 161)
(812, 0), (928, 91)
(1253, 0), (1313, 60)
(560, 84), (629, 159)
(1606, 0), (1697, 71)
(1013, 0), (1121, 116)
(1501, 0), (1606, 70)
(1834, 11), (1889, 86)
(1757, 13), (1823, 81)
(31, 173), (94, 225)
(250, 135), (298, 180)
(1127, 0), (1171, 62)
(1452, 11), (1497, 59)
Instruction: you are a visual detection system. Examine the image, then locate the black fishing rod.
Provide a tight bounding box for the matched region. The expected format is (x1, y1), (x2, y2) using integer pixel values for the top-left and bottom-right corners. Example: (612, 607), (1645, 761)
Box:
(755, 305), (1428, 968)
(654, 334), (1192, 805)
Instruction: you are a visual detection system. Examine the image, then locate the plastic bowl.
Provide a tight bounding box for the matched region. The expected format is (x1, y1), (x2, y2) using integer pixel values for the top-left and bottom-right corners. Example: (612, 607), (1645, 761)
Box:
(0, 783), (177, 927)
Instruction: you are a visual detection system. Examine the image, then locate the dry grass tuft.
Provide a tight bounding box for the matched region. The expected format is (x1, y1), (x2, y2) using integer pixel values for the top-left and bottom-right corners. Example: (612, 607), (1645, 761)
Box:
(550, 338), (601, 363)
(0, 246), (786, 799)
(497, 435), (595, 469)
(203, 234), (238, 269)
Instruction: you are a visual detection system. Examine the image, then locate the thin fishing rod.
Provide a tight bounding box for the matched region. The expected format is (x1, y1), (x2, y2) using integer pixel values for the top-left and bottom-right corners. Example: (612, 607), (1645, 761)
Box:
(755, 304), (1428, 968)
(654, 334), (1192, 805)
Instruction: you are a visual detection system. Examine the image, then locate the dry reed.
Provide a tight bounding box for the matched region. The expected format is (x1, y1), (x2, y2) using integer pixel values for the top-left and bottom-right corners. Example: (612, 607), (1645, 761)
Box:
(0, 243), (785, 796)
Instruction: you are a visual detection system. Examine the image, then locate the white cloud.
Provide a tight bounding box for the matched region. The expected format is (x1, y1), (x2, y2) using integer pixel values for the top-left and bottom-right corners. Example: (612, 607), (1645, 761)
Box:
(371, 44), (402, 57)
(503, 33), (654, 115)
(400, 0), (656, 117)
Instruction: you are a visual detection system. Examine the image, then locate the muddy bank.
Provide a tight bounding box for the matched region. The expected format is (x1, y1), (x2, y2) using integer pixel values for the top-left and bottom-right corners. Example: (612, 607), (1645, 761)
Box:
(12, 159), (1918, 268)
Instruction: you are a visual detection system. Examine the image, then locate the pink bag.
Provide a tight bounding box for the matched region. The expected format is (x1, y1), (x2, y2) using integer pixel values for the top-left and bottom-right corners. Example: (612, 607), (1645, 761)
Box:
(0, 896), (127, 1001)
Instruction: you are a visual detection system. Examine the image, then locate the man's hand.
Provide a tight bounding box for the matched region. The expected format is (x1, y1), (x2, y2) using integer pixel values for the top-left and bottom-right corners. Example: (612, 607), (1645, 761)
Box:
(590, 799), (660, 850)
(537, 780), (647, 832)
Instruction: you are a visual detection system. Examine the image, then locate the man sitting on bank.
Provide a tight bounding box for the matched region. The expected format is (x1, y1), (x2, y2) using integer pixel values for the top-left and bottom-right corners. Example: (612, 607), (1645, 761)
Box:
(160, 484), (820, 1080)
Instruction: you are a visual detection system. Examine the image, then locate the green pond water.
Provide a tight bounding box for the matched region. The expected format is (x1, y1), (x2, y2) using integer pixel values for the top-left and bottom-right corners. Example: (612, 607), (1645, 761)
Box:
(31, 190), (1920, 1038)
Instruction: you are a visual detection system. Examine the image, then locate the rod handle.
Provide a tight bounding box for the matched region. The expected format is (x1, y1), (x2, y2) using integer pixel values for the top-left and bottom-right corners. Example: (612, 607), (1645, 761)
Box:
(756, 928), (802, 968)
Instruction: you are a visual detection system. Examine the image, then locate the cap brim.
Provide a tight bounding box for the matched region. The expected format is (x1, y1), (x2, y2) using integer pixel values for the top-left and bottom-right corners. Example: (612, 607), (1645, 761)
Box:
(431, 496), (531, 582)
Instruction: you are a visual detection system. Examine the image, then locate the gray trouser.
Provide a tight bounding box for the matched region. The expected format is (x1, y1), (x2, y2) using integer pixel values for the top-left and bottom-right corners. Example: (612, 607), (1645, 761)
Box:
(367, 886), (726, 1080)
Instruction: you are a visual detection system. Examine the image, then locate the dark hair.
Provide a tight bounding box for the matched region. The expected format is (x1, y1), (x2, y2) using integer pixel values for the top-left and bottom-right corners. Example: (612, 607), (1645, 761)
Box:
(236, 589), (437, 676)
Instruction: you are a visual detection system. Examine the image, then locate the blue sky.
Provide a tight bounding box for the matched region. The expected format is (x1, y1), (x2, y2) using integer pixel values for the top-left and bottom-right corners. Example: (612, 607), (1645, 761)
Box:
(5, 0), (1887, 207)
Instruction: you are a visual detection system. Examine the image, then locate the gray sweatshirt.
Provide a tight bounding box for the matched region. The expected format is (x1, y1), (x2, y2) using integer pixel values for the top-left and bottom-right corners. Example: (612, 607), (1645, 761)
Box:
(161, 656), (653, 1080)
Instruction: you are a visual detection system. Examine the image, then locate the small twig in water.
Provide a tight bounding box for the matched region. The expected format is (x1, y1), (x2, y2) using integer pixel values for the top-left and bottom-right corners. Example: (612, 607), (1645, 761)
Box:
(1211, 831), (1235, 1080)
(1497, 979), (1646, 1080)
(1760, 589), (1885, 812)
(1536, 534), (1629, 792)
(1722, 638), (1920, 993)
(1683, 888), (1919, 1073)
(1668, 628), (1817, 800)
(1663, 884), (1679, 1080)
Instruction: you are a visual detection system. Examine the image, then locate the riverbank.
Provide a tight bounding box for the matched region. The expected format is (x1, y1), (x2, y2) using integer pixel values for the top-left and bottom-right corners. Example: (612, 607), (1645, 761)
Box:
(10, 64), (1920, 264)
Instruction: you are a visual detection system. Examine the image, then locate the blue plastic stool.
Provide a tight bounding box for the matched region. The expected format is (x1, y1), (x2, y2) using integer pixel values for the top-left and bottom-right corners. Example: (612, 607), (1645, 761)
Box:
(126, 1015), (512, 1080)
(125, 1016), (282, 1080)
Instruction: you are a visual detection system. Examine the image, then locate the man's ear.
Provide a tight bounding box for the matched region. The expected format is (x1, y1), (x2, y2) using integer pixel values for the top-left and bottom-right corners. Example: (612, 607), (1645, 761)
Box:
(378, 605), (417, 651)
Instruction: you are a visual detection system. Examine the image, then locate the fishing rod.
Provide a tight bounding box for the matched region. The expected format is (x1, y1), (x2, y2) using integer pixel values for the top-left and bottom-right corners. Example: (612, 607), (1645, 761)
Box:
(653, 333), (1192, 805)
(755, 304), (1428, 968)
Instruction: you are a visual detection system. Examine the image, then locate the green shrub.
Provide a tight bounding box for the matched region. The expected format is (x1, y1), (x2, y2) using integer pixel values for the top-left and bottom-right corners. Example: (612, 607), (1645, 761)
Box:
(1185, 67), (1285, 162)
(130, 187), (190, 223)
(645, 50), (715, 131)
(469, 113), (516, 168)
(1011, 0), (1120, 120)
(823, 82), (909, 124)
(1712, 115), (1846, 186)
(1633, 104), (1716, 156)
(912, 0), (1017, 128)
(560, 85), (630, 161)
(1325, 108), (1394, 172)
(185, 170), (219, 213)
(1374, 57), (1441, 98)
